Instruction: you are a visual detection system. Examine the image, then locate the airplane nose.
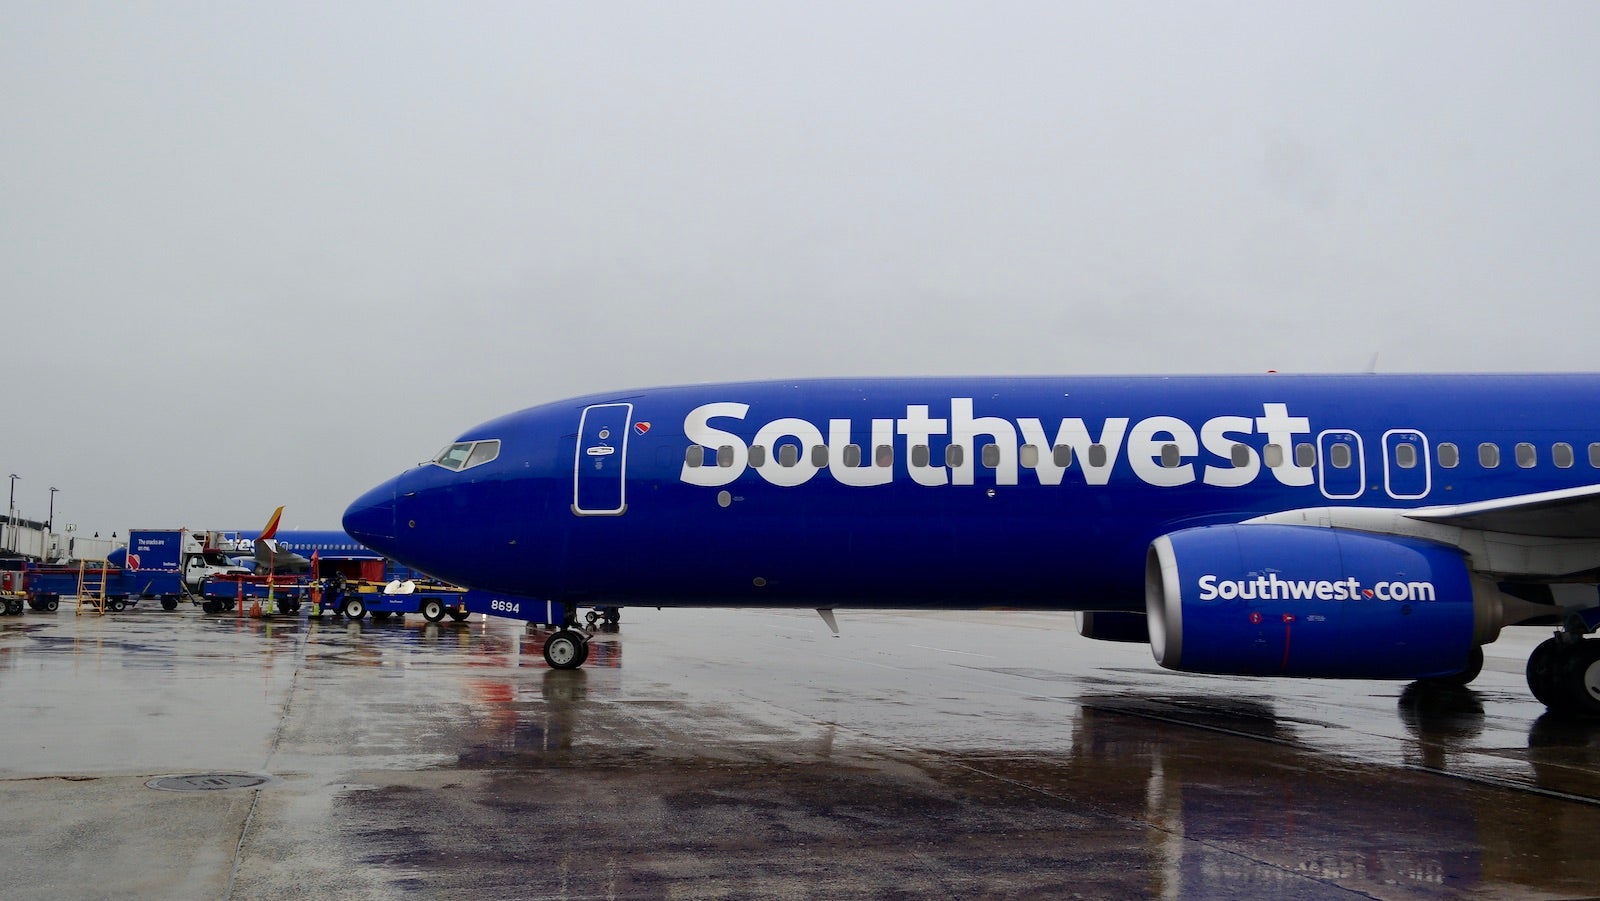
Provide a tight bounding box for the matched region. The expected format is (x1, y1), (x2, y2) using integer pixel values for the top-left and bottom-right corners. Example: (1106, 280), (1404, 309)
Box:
(343, 477), (399, 550)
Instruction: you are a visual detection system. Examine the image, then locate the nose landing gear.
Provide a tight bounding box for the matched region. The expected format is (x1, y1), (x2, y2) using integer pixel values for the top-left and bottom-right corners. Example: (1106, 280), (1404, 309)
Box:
(543, 628), (590, 669)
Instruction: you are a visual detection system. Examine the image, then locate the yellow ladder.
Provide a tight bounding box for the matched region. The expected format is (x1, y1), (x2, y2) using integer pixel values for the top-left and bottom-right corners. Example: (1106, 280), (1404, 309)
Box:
(76, 559), (109, 616)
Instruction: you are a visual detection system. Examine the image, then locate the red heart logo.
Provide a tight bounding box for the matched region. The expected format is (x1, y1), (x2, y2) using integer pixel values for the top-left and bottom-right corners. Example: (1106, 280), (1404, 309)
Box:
(633, 422), (651, 435)
(1362, 589), (1374, 599)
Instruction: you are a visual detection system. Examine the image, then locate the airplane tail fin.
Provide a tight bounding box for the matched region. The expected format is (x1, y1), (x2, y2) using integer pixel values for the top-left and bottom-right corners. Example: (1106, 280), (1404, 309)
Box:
(253, 506), (311, 574)
(259, 506), (285, 541)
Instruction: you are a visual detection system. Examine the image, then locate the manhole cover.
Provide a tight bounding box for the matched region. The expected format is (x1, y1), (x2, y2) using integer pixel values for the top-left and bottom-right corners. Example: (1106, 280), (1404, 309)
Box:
(146, 773), (271, 792)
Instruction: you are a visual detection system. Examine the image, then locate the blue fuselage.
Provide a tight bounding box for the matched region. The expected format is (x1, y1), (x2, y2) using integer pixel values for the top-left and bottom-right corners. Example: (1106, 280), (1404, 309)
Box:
(344, 374), (1600, 610)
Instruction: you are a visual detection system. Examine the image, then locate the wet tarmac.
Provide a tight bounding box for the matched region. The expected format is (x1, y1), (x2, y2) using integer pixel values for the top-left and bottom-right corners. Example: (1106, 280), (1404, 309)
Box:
(2, 605), (1599, 900)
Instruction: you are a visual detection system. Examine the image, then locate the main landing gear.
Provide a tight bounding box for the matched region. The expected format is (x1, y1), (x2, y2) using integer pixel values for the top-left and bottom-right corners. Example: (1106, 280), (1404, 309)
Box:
(1527, 633), (1600, 715)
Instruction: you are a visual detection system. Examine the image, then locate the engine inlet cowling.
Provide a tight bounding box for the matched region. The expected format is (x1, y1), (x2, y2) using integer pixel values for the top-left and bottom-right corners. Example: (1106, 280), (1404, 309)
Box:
(1145, 524), (1488, 679)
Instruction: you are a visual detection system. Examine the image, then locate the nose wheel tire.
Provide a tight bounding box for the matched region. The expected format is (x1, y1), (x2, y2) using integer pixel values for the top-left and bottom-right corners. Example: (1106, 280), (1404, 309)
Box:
(544, 629), (590, 670)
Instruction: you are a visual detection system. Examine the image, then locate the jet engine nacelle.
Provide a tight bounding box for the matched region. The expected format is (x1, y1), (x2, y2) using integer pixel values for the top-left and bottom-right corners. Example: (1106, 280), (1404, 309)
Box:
(1145, 525), (1504, 679)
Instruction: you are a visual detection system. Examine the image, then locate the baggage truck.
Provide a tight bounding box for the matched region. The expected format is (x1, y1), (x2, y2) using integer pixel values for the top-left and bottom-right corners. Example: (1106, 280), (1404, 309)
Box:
(24, 528), (250, 612)
(196, 574), (309, 615)
(195, 554), (386, 616)
(25, 561), (162, 612)
(317, 574), (473, 623)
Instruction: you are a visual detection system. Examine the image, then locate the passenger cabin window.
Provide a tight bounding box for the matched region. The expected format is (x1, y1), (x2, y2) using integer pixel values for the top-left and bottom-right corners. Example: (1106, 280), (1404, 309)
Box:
(1591, 443), (1600, 468)
(1437, 443), (1458, 469)
(1330, 444), (1352, 469)
(748, 446), (767, 467)
(1230, 444), (1251, 468)
(875, 445), (894, 467)
(1479, 443), (1500, 468)
(1159, 443), (1181, 468)
(811, 446), (828, 467)
(945, 445), (965, 468)
(1554, 443), (1575, 469)
(912, 445), (931, 468)
(778, 444), (799, 467)
(1395, 445), (1417, 469)
(685, 446), (704, 468)
(982, 444), (1001, 468)
(1019, 444), (1040, 469)
(1516, 443), (1537, 468)
(1294, 443), (1316, 468)
(1054, 445), (1073, 468)
(843, 444), (862, 468)
(717, 445), (735, 468)
(1263, 444), (1284, 468)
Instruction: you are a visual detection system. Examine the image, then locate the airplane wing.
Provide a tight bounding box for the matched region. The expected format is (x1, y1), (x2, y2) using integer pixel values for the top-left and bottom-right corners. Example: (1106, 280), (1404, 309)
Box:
(1246, 484), (1600, 580)
(1403, 483), (1600, 539)
(254, 539), (311, 574)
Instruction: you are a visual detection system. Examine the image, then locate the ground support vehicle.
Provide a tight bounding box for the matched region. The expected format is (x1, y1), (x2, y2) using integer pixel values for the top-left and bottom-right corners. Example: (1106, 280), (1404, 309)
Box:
(1, 569), (28, 614)
(110, 529), (250, 595)
(24, 563), (168, 612)
(318, 576), (473, 623)
(198, 574), (308, 615)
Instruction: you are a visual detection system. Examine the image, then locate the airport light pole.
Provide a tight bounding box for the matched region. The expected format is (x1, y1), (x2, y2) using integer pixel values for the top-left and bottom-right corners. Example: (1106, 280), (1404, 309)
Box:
(7, 474), (16, 554)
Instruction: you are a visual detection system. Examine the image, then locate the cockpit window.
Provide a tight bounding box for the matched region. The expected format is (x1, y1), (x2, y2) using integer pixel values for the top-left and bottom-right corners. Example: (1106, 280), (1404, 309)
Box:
(433, 443), (473, 470)
(432, 439), (500, 471)
(466, 440), (501, 468)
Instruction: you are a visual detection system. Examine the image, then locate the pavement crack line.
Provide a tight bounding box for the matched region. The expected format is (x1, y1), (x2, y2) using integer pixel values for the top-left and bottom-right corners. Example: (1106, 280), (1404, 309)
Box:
(224, 622), (312, 901)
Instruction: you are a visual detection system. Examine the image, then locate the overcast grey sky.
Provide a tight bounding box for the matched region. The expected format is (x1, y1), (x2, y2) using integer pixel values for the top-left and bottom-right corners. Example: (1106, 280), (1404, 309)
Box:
(3, 2), (1598, 533)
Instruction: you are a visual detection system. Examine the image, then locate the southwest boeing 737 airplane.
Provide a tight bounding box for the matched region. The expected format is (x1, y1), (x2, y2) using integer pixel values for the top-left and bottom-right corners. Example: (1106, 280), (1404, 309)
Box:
(341, 374), (1600, 714)
(223, 506), (383, 574)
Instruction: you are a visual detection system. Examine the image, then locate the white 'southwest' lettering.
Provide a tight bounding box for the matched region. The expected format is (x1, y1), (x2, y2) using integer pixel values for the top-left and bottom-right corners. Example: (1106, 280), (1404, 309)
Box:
(1196, 574), (1437, 603)
(679, 399), (1318, 491)
(680, 402), (748, 487)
